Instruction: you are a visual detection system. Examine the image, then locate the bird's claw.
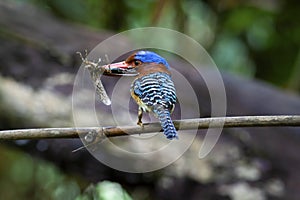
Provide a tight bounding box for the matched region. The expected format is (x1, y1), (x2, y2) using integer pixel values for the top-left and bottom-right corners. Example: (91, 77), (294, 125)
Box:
(137, 121), (144, 127)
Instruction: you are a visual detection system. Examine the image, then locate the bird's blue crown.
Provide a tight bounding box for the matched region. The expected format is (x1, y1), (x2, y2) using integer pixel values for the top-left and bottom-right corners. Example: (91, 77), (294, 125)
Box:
(134, 51), (170, 69)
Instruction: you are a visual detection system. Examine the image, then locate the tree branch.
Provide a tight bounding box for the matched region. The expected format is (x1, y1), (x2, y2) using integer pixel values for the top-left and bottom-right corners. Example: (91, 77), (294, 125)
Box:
(0, 115), (300, 141)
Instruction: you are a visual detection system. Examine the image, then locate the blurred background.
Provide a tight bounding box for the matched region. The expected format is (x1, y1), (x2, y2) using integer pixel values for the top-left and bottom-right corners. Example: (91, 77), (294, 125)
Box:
(1, 0), (300, 199)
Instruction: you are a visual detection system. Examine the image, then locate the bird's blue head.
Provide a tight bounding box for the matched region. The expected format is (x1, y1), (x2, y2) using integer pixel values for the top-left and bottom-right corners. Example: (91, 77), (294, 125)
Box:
(103, 50), (171, 76)
(133, 51), (170, 69)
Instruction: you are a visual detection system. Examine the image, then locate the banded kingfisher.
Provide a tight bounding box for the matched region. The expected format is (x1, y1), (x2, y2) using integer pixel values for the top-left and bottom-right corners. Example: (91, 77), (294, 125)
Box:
(105, 51), (178, 139)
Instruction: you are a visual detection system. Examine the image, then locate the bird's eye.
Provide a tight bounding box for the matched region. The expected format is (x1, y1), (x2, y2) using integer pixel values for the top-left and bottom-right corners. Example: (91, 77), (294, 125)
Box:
(134, 60), (142, 66)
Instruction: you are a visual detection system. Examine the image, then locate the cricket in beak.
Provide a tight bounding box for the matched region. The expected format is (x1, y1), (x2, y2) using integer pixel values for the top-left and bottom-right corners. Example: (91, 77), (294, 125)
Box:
(77, 50), (138, 107)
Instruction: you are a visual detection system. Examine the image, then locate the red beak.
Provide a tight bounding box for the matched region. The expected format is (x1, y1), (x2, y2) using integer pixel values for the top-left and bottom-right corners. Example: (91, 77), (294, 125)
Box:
(106, 61), (129, 69)
(102, 61), (136, 76)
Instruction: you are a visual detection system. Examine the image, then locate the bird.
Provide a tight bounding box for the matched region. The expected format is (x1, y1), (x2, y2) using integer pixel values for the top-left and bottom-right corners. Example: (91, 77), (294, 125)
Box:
(106, 51), (178, 139)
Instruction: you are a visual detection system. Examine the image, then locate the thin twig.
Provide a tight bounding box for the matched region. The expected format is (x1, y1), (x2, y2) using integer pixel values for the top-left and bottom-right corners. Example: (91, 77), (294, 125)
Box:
(0, 115), (299, 140)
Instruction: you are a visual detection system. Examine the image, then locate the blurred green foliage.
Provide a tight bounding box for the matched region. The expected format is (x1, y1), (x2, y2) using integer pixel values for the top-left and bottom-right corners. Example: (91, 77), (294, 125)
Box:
(0, 145), (132, 200)
(0, 145), (81, 200)
(25, 0), (300, 91)
(76, 181), (132, 200)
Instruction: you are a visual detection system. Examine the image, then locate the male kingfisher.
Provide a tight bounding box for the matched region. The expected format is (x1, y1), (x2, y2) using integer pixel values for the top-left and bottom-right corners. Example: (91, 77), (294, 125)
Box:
(105, 51), (178, 140)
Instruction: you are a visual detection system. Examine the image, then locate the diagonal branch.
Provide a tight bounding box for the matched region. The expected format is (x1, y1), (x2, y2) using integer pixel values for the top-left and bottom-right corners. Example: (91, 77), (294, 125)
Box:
(0, 115), (300, 140)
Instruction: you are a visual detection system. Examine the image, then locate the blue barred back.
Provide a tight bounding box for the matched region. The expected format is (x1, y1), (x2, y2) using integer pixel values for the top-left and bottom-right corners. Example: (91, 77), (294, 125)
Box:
(132, 72), (176, 109)
(131, 72), (178, 139)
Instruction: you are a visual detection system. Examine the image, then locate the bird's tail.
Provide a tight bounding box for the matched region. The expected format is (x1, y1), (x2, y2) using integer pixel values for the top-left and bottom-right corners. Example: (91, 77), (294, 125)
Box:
(154, 106), (178, 140)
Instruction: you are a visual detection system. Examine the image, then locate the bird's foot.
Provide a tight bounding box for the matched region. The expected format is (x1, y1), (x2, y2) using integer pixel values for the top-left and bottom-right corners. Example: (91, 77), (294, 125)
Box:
(137, 121), (144, 127)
